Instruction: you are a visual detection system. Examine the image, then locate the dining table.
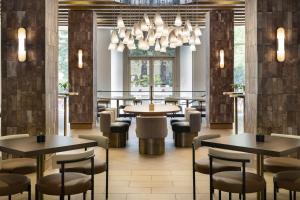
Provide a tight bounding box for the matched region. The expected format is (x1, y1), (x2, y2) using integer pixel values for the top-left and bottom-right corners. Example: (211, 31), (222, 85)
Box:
(0, 135), (97, 200)
(124, 104), (181, 116)
(201, 133), (300, 200)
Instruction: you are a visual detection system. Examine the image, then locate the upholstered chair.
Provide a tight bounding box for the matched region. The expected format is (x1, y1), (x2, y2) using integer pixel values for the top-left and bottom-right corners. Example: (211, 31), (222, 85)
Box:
(208, 148), (266, 200)
(172, 111), (201, 147)
(61, 135), (109, 200)
(100, 111), (129, 147)
(136, 116), (168, 155)
(36, 150), (95, 200)
(170, 107), (196, 125)
(273, 170), (300, 200)
(192, 134), (242, 200)
(0, 134), (36, 174)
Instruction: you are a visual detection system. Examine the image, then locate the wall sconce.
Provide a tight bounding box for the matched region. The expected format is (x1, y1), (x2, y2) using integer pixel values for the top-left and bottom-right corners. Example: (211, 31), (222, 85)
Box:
(18, 28), (26, 62)
(78, 49), (83, 68)
(219, 49), (225, 68)
(277, 27), (285, 62)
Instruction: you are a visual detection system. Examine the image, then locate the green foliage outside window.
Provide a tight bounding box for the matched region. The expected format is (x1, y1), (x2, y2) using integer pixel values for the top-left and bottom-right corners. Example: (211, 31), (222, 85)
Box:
(58, 27), (68, 92)
(234, 26), (245, 88)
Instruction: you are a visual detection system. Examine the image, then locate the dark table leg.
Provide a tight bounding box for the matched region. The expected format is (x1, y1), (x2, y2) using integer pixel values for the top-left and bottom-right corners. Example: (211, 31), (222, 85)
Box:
(186, 100), (189, 108)
(234, 97), (238, 134)
(64, 97), (67, 136)
(36, 154), (45, 200)
(117, 99), (120, 117)
(256, 154), (264, 200)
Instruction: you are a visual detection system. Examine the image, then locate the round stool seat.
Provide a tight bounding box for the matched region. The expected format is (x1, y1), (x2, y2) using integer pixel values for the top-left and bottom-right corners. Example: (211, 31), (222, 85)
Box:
(194, 158), (240, 175)
(170, 118), (186, 125)
(0, 158), (36, 174)
(172, 122), (190, 133)
(264, 157), (300, 173)
(37, 172), (91, 196)
(0, 173), (30, 196)
(63, 158), (106, 175)
(111, 122), (129, 133)
(213, 171), (266, 193)
(116, 118), (132, 126)
(274, 170), (300, 191)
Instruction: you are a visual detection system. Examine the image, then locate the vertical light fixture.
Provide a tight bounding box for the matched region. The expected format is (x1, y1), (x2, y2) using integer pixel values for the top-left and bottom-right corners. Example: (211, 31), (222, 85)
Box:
(219, 49), (225, 69)
(18, 28), (26, 62)
(277, 27), (285, 62)
(78, 49), (83, 68)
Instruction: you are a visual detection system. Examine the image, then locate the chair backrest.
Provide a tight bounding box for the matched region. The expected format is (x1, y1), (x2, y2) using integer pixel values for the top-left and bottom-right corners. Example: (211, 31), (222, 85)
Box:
(193, 134), (220, 150)
(185, 108), (196, 120)
(78, 135), (109, 149)
(0, 134), (29, 141)
(100, 111), (112, 133)
(105, 108), (117, 121)
(52, 149), (94, 169)
(209, 148), (253, 167)
(271, 133), (300, 139)
(189, 111), (201, 132)
(136, 116), (168, 139)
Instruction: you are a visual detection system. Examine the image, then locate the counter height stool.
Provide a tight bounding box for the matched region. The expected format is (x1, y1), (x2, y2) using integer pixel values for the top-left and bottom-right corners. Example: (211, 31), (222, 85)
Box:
(172, 111), (201, 147)
(36, 150), (95, 200)
(274, 170), (300, 200)
(192, 135), (242, 200)
(170, 107), (196, 125)
(264, 134), (300, 173)
(61, 135), (109, 200)
(100, 111), (129, 148)
(0, 134), (36, 175)
(136, 116), (168, 155)
(209, 149), (266, 200)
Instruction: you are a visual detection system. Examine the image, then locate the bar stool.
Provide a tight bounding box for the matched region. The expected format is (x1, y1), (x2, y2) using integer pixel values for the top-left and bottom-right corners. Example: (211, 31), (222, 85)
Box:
(274, 170), (300, 200)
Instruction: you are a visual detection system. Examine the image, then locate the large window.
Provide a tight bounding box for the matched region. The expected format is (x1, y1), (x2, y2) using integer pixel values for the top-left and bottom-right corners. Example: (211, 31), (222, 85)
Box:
(234, 26), (245, 86)
(58, 26), (68, 92)
(129, 48), (175, 99)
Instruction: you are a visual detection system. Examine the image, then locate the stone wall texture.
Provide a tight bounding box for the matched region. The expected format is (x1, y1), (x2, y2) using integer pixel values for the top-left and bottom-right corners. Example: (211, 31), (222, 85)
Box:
(245, 0), (300, 135)
(68, 10), (97, 127)
(207, 10), (234, 126)
(1, 0), (58, 136)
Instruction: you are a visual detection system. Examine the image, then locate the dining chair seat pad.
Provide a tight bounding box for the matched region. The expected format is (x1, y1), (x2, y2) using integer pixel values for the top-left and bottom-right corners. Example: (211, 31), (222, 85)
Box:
(213, 171), (266, 193)
(170, 118), (186, 125)
(116, 118), (132, 126)
(264, 157), (300, 173)
(172, 122), (190, 133)
(0, 158), (36, 174)
(274, 170), (300, 191)
(194, 158), (240, 175)
(111, 122), (129, 133)
(63, 158), (106, 175)
(37, 172), (91, 195)
(0, 173), (30, 196)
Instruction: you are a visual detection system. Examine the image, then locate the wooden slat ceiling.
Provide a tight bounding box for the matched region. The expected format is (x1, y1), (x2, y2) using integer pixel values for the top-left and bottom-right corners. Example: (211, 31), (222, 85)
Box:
(58, 0), (245, 27)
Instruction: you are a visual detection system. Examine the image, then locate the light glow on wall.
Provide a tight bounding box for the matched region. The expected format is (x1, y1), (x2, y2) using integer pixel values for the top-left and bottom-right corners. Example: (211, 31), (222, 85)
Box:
(277, 27), (285, 62)
(220, 49), (225, 68)
(78, 49), (83, 68)
(18, 28), (26, 62)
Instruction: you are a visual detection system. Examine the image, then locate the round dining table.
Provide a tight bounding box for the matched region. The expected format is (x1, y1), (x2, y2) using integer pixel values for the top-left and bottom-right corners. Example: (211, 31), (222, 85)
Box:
(124, 104), (181, 116)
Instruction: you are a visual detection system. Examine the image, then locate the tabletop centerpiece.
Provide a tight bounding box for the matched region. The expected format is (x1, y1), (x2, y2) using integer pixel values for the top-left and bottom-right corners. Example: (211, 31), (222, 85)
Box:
(149, 85), (155, 111)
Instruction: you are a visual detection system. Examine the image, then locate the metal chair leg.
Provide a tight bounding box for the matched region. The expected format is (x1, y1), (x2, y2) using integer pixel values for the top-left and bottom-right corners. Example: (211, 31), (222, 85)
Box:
(28, 184), (31, 200)
(264, 188), (267, 200)
(229, 192), (232, 200)
(35, 185), (38, 200)
(290, 190), (293, 200)
(294, 191), (296, 200)
(68, 195), (71, 200)
(239, 193), (241, 200)
(60, 195), (64, 200)
(8, 195), (11, 200)
(106, 171), (109, 200)
(193, 170), (196, 200)
(274, 183), (277, 200)
(83, 192), (86, 200)
(219, 190), (221, 200)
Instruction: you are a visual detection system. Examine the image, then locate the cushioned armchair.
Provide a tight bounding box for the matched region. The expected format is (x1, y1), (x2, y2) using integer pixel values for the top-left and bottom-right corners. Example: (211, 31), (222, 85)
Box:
(100, 111), (129, 148)
(172, 111), (201, 147)
(136, 116), (168, 155)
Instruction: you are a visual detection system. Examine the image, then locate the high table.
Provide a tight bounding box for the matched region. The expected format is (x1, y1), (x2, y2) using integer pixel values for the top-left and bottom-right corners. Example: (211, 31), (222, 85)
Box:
(0, 135), (97, 200)
(223, 92), (245, 134)
(124, 104), (181, 116)
(201, 133), (300, 200)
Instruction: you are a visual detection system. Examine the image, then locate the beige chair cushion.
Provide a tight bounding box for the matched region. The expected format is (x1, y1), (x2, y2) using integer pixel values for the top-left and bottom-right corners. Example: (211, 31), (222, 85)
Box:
(213, 171), (266, 193)
(274, 171), (300, 191)
(194, 158), (240, 175)
(264, 157), (300, 173)
(0, 173), (30, 196)
(37, 172), (91, 195)
(64, 158), (106, 175)
(0, 158), (36, 174)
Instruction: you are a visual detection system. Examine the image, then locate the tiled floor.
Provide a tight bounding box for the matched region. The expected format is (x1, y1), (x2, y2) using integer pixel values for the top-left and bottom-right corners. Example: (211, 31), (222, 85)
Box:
(2, 118), (295, 200)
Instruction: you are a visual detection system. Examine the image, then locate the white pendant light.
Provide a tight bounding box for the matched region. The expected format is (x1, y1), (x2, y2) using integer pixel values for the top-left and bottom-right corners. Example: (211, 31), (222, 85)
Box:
(117, 15), (125, 28)
(155, 39), (161, 51)
(194, 25), (202, 36)
(134, 23), (143, 39)
(154, 13), (163, 26)
(160, 47), (167, 52)
(190, 44), (196, 51)
(147, 29), (156, 46)
(128, 42), (136, 50)
(174, 13), (182, 27)
(195, 37), (201, 45)
(141, 19), (149, 32)
(123, 31), (131, 44)
(162, 24), (169, 37)
(144, 14), (150, 26)
(111, 30), (119, 44)
(108, 42), (117, 50)
(128, 36), (135, 45)
(189, 32), (196, 45)
(185, 20), (193, 32)
(182, 36), (189, 44)
(117, 42), (125, 52)
(118, 28), (126, 38)
(160, 36), (169, 47)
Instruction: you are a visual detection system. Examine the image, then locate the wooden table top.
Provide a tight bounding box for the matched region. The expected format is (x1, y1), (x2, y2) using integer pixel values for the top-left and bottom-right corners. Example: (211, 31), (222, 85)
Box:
(124, 104), (181, 116)
(201, 133), (300, 157)
(0, 135), (97, 157)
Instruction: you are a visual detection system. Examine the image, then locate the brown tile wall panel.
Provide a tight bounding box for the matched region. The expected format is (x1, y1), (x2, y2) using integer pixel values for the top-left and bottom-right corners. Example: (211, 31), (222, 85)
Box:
(68, 11), (97, 127)
(245, 0), (300, 135)
(1, 0), (58, 136)
(207, 10), (234, 126)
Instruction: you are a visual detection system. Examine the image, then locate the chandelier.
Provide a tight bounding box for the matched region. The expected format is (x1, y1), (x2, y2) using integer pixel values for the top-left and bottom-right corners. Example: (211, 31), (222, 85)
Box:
(108, 13), (202, 52)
